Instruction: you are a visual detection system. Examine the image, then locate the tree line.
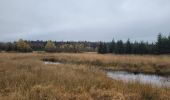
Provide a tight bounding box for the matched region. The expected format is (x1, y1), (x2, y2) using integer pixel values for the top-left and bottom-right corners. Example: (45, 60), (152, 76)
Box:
(0, 39), (98, 53)
(98, 34), (170, 54)
(0, 33), (169, 54)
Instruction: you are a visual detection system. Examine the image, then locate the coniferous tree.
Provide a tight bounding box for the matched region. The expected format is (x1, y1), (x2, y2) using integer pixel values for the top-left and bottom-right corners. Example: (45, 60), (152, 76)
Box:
(98, 42), (108, 54)
(109, 39), (115, 53)
(98, 42), (103, 54)
(125, 39), (132, 54)
(102, 43), (108, 54)
(155, 33), (170, 54)
(138, 41), (147, 54)
(148, 43), (154, 54)
(168, 35), (170, 53)
(132, 41), (139, 54)
(156, 33), (163, 54)
(115, 40), (124, 54)
(165, 36), (170, 53)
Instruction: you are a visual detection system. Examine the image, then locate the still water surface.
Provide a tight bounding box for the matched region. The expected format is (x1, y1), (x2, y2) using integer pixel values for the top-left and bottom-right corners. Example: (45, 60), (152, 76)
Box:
(44, 61), (61, 65)
(107, 71), (170, 87)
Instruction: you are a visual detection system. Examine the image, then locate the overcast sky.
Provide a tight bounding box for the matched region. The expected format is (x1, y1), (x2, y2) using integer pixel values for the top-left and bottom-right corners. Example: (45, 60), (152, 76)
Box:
(0, 0), (170, 42)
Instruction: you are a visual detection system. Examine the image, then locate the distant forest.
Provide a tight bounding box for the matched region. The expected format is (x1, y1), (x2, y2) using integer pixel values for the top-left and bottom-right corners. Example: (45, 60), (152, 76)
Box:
(0, 33), (170, 54)
(98, 34), (170, 54)
(0, 40), (98, 53)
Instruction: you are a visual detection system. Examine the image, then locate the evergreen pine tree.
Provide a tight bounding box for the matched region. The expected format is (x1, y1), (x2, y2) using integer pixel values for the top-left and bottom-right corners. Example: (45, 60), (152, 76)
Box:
(102, 43), (108, 54)
(138, 41), (147, 54)
(115, 40), (124, 54)
(156, 33), (162, 54)
(132, 41), (139, 54)
(168, 35), (170, 53)
(109, 39), (115, 53)
(98, 42), (103, 54)
(125, 39), (132, 54)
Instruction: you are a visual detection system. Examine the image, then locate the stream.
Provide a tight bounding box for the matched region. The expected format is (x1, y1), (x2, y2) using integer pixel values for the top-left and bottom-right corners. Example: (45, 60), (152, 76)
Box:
(44, 61), (170, 87)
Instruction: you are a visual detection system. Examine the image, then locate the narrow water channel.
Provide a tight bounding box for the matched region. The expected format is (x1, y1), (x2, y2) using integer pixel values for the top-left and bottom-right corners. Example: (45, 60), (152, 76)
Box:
(44, 61), (170, 87)
(107, 71), (170, 87)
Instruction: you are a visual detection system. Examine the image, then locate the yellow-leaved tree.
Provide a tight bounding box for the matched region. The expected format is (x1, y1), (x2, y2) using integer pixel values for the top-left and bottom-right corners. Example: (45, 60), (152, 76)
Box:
(45, 40), (56, 52)
(16, 39), (32, 52)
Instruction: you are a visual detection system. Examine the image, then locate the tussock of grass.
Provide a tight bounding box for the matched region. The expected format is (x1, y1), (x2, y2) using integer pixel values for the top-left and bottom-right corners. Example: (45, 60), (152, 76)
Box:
(0, 53), (170, 100)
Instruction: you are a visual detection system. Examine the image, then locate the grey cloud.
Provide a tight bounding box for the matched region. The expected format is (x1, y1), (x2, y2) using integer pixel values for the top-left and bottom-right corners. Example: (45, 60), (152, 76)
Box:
(0, 0), (170, 42)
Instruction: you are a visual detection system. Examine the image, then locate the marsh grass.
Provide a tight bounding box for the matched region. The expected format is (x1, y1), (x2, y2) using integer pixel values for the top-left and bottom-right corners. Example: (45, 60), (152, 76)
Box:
(0, 53), (170, 100)
(43, 53), (170, 75)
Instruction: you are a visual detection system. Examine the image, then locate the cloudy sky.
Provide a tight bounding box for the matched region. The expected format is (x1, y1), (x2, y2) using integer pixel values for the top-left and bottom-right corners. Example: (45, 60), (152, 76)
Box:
(0, 0), (170, 42)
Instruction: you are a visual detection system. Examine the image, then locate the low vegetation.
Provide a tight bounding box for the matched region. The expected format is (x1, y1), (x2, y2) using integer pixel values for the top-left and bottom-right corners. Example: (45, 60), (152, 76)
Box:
(43, 53), (170, 75)
(0, 53), (170, 100)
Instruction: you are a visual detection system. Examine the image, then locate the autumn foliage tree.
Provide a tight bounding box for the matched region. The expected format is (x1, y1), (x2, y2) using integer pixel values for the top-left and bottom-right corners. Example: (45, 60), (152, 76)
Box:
(45, 40), (56, 52)
(16, 39), (32, 52)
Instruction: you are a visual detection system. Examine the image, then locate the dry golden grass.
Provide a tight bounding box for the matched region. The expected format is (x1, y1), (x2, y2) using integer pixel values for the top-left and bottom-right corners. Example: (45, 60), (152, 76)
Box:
(0, 53), (170, 100)
(43, 53), (170, 75)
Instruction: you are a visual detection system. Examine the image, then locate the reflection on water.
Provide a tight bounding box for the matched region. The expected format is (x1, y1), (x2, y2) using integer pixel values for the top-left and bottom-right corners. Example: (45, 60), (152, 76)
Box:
(44, 61), (61, 65)
(107, 71), (170, 87)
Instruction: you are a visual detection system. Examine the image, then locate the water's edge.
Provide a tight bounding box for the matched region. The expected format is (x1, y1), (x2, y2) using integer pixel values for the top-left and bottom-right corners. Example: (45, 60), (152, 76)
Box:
(44, 61), (170, 87)
(107, 70), (170, 87)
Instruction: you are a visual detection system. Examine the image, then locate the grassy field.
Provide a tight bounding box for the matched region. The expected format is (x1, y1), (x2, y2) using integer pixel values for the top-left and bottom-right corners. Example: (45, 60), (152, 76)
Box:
(0, 52), (170, 100)
(43, 53), (170, 75)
